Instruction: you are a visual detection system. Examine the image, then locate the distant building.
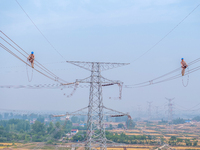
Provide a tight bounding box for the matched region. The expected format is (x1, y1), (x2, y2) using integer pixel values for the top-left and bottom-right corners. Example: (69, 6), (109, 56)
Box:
(71, 129), (78, 135)
(185, 120), (191, 123)
(79, 123), (85, 127)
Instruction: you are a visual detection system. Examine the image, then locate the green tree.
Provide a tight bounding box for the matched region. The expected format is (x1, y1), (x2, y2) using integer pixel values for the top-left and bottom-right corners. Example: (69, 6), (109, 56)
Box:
(126, 119), (136, 129)
(22, 114), (28, 120)
(173, 118), (185, 124)
(4, 113), (9, 119)
(177, 138), (183, 143)
(53, 130), (63, 139)
(71, 117), (79, 123)
(20, 129), (24, 133)
(160, 137), (165, 144)
(109, 124), (113, 130)
(192, 116), (200, 121)
(72, 134), (84, 142)
(47, 122), (54, 134)
(32, 134), (44, 142)
(176, 138), (183, 145)
(55, 122), (61, 128)
(169, 136), (177, 146)
(193, 140), (198, 146)
(185, 139), (192, 146)
(37, 117), (45, 123)
(170, 136), (177, 141)
(118, 123), (124, 129)
(25, 134), (31, 142)
(63, 120), (72, 133)
(31, 121), (46, 135)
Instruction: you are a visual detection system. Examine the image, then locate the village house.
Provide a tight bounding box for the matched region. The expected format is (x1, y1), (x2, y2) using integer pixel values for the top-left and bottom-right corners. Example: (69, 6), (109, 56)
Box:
(71, 129), (78, 135)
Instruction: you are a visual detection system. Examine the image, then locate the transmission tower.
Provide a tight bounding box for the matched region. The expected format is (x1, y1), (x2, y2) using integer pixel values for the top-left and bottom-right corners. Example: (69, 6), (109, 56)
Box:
(166, 97), (174, 133)
(54, 61), (130, 150)
(147, 101), (152, 121)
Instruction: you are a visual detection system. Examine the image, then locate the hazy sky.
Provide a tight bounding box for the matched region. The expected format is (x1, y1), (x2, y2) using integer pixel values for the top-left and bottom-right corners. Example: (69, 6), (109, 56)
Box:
(0, 0), (200, 117)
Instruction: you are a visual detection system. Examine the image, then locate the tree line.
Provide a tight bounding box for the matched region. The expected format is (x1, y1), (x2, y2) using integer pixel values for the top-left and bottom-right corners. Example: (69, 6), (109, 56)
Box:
(0, 118), (86, 143)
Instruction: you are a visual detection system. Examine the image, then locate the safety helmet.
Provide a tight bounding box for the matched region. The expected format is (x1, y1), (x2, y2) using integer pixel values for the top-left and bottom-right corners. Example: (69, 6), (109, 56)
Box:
(31, 51), (34, 54)
(181, 58), (184, 60)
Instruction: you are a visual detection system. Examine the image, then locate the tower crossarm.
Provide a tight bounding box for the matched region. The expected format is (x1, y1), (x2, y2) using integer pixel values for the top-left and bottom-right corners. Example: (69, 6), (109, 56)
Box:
(66, 61), (130, 71)
(101, 76), (122, 85)
(76, 76), (122, 85)
(76, 77), (91, 83)
(103, 106), (131, 119)
(52, 106), (88, 118)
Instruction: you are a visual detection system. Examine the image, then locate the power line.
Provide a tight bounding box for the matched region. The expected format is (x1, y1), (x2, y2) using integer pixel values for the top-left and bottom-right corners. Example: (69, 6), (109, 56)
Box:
(15, 0), (66, 60)
(4, 59), (198, 89)
(0, 43), (60, 83)
(174, 102), (200, 112)
(124, 66), (198, 88)
(125, 58), (200, 88)
(0, 61), (79, 70)
(1, 31), (55, 77)
(0, 31), (70, 84)
(0, 83), (90, 89)
(130, 58), (200, 86)
(0, 43), (66, 84)
(0, 30), (60, 78)
(131, 3), (200, 63)
(1, 35), (57, 79)
(0, 108), (64, 115)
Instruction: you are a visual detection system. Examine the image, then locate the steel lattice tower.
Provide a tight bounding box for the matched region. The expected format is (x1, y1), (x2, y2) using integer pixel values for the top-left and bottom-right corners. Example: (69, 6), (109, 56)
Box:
(147, 101), (152, 121)
(66, 61), (129, 150)
(166, 97), (174, 133)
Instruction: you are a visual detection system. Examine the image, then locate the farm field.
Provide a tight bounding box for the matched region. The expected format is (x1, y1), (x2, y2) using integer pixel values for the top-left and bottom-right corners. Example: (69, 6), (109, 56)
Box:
(2, 143), (200, 150)
(0, 142), (72, 150)
(110, 121), (200, 137)
(108, 121), (200, 149)
(1, 121), (200, 149)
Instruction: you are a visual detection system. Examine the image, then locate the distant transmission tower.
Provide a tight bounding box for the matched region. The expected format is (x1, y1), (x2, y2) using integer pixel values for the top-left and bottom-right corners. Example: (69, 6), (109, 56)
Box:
(54, 61), (131, 150)
(147, 101), (152, 121)
(137, 105), (141, 119)
(166, 97), (174, 133)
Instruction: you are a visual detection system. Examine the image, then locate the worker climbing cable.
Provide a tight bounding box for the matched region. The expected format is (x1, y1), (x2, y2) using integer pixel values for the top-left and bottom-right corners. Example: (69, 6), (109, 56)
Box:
(27, 51), (35, 68)
(181, 58), (189, 87)
(181, 58), (188, 76)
